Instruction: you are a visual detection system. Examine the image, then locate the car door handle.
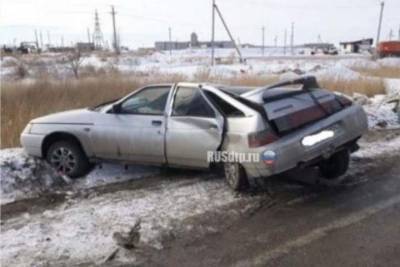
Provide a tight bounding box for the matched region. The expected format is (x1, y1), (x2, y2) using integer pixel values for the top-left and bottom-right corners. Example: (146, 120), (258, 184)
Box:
(152, 120), (162, 126)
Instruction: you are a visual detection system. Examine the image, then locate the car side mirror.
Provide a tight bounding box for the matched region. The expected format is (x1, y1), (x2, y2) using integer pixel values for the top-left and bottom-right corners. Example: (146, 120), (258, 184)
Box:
(111, 103), (122, 114)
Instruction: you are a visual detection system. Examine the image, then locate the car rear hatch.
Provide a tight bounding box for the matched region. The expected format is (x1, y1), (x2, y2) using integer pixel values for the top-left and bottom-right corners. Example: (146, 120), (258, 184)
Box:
(244, 76), (352, 135)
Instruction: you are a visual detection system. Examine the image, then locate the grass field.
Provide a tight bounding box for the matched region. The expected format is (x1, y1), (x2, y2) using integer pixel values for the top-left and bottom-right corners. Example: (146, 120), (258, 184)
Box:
(1, 73), (386, 148)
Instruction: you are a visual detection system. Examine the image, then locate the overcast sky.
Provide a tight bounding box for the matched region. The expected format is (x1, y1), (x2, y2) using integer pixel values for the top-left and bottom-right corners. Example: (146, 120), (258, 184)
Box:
(1, 0), (399, 48)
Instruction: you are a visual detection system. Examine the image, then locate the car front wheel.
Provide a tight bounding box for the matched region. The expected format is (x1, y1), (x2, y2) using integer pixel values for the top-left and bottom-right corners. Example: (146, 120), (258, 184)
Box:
(46, 140), (91, 178)
(319, 149), (350, 179)
(224, 163), (249, 191)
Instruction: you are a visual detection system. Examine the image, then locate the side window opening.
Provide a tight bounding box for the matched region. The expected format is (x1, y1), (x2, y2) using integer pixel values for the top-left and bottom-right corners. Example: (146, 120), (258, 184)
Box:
(204, 91), (245, 117)
(120, 87), (170, 115)
(172, 87), (215, 118)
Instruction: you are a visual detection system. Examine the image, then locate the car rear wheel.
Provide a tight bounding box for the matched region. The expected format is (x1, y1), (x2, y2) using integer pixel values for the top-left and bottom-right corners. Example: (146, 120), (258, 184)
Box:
(46, 140), (91, 178)
(224, 163), (249, 191)
(319, 149), (350, 179)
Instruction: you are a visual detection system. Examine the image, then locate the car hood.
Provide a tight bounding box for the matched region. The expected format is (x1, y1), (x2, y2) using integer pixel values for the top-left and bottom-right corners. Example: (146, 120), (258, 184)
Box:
(31, 108), (95, 124)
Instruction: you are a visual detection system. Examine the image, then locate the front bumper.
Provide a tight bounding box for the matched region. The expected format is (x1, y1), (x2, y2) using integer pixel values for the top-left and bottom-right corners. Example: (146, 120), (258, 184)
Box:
(20, 124), (45, 157)
(243, 104), (368, 178)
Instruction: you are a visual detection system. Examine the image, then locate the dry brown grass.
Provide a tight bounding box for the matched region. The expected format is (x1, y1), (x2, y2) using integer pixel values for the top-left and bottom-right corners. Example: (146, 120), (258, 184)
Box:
(319, 77), (385, 97)
(1, 77), (138, 148)
(352, 66), (400, 79)
(0, 73), (385, 148)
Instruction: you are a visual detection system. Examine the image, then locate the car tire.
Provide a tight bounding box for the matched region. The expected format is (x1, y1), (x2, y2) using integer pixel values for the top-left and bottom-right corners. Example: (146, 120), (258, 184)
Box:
(46, 140), (91, 178)
(224, 163), (249, 191)
(319, 149), (350, 179)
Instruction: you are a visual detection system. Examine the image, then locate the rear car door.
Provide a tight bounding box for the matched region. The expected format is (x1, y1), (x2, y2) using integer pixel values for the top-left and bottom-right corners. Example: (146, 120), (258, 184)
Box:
(90, 86), (171, 164)
(166, 86), (224, 168)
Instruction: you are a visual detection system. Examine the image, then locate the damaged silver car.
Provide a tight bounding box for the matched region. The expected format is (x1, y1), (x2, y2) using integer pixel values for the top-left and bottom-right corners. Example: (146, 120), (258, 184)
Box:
(21, 76), (368, 190)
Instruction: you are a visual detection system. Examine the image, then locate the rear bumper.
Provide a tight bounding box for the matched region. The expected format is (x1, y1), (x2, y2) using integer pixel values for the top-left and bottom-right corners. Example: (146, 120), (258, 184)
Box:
(243, 104), (368, 178)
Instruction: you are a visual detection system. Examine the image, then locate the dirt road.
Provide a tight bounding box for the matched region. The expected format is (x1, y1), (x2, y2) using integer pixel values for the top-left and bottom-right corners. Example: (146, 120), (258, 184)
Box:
(145, 149), (400, 267)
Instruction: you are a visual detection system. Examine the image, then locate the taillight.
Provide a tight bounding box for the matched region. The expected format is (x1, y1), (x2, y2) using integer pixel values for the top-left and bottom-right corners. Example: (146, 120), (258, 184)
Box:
(248, 129), (278, 148)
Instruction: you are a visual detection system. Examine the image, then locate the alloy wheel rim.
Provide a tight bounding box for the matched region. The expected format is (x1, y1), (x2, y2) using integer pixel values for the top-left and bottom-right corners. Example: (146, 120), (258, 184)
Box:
(50, 147), (76, 174)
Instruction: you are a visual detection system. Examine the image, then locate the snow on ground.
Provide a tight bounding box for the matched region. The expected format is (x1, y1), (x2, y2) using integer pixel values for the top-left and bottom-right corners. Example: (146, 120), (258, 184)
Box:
(0, 148), (68, 204)
(3, 48), (399, 81)
(363, 95), (400, 128)
(0, 148), (160, 205)
(354, 134), (400, 158)
(1, 173), (253, 266)
(73, 163), (159, 190)
(2, 127), (400, 266)
(384, 78), (400, 95)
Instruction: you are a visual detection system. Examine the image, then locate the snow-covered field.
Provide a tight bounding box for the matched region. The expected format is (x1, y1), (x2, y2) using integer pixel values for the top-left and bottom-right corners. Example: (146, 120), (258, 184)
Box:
(1, 48), (399, 81)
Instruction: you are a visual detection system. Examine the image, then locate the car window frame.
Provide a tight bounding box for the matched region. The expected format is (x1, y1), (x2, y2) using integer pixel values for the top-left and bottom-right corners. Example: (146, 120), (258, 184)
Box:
(116, 86), (172, 116)
(171, 87), (216, 118)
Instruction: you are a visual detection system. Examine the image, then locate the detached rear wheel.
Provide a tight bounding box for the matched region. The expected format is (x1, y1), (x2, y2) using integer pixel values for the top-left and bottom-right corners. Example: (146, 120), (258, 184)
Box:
(224, 163), (249, 191)
(46, 140), (91, 178)
(319, 149), (350, 179)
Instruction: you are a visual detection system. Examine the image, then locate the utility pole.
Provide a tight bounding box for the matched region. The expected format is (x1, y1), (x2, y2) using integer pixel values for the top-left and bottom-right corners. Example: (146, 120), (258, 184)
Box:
(213, 3), (243, 62)
(388, 29), (393, 40)
(283, 29), (287, 55)
(87, 28), (91, 43)
(61, 36), (64, 47)
(398, 24), (400, 40)
(376, 1), (385, 46)
(34, 29), (39, 50)
(47, 31), (51, 47)
(39, 31), (44, 50)
(169, 27), (172, 56)
(211, 0), (216, 65)
(111, 5), (120, 54)
(261, 26), (265, 56)
(290, 22), (294, 55)
(274, 35), (277, 47)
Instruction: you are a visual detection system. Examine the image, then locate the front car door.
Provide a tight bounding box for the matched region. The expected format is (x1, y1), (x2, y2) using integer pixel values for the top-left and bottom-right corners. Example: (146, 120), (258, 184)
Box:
(166, 85), (224, 168)
(90, 85), (172, 164)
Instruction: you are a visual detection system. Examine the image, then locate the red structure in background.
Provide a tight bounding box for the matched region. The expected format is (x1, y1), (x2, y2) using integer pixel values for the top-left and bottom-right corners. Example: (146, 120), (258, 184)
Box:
(377, 41), (400, 57)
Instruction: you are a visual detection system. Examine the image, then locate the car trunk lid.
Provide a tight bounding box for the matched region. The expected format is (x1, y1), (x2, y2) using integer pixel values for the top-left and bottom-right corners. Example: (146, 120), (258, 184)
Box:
(241, 76), (351, 135)
(264, 88), (348, 134)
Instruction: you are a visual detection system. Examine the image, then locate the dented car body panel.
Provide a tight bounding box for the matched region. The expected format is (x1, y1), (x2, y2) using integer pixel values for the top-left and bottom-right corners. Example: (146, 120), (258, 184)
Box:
(21, 77), (368, 180)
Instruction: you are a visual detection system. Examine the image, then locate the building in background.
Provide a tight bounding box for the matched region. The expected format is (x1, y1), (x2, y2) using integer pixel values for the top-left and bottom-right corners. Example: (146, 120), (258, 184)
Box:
(76, 42), (95, 52)
(339, 38), (373, 53)
(155, 32), (235, 51)
(301, 43), (337, 55)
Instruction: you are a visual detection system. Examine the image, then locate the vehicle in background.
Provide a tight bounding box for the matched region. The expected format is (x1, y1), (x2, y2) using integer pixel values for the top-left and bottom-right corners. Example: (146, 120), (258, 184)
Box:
(20, 76), (368, 191)
(377, 41), (400, 58)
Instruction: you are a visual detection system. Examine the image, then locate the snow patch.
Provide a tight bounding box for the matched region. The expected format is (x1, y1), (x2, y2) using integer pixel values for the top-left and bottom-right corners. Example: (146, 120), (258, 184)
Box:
(0, 148), (160, 204)
(0, 148), (68, 204)
(0, 176), (251, 266)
